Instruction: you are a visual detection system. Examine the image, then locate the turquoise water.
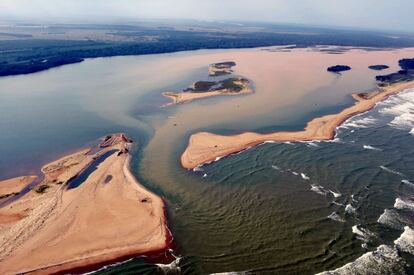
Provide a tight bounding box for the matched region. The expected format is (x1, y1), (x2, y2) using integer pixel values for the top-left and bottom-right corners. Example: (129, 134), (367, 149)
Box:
(1, 48), (413, 274)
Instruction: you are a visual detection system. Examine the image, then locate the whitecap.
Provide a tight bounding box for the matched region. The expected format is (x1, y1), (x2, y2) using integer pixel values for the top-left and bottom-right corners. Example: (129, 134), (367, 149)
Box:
(394, 226), (414, 255)
(193, 166), (204, 172)
(377, 209), (405, 230)
(378, 88), (414, 133)
(345, 204), (356, 214)
(271, 165), (281, 171)
(284, 141), (295, 145)
(311, 185), (329, 196)
(341, 116), (379, 129)
(156, 257), (182, 274)
(327, 212), (345, 223)
(329, 190), (342, 198)
(264, 140), (276, 144)
(291, 171), (299, 176)
(401, 179), (414, 188)
(363, 145), (382, 151)
(394, 198), (414, 211)
(301, 173), (310, 180)
(316, 245), (407, 275)
(352, 225), (376, 242)
(380, 166), (404, 177)
(202, 173), (207, 178)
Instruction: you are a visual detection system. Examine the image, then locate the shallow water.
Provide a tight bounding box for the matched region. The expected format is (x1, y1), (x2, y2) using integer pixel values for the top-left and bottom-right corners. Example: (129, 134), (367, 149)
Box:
(1, 47), (414, 274)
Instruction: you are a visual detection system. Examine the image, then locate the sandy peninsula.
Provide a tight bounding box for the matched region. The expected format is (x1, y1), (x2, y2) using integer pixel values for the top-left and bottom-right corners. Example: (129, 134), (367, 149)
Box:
(163, 77), (252, 106)
(181, 80), (414, 169)
(0, 134), (170, 274)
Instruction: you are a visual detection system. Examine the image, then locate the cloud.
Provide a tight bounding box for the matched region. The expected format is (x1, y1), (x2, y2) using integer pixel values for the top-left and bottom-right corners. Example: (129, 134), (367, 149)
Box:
(0, 0), (413, 32)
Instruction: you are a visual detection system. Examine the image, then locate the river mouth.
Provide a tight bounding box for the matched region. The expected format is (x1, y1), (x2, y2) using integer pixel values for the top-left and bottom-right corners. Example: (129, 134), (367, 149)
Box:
(1, 47), (414, 274)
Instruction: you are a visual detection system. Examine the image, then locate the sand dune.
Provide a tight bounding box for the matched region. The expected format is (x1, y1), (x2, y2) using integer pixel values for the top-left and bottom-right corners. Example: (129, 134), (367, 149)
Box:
(0, 134), (169, 274)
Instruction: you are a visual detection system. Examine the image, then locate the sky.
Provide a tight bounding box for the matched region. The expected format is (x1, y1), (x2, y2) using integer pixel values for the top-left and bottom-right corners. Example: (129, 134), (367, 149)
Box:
(0, 0), (413, 32)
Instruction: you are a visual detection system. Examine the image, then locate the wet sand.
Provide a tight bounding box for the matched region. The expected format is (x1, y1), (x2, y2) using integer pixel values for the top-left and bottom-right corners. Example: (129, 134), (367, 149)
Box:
(0, 134), (169, 274)
(181, 80), (414, 169)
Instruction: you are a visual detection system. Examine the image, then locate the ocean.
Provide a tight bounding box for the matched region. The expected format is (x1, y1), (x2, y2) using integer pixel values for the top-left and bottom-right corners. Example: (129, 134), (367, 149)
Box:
(1, 47), (413, 274)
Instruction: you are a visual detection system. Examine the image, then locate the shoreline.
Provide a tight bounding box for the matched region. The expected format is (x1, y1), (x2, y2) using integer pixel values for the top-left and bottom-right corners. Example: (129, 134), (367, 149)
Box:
(180, 80), (414, 169)
(162, 82), (253, 106)
(0, 134), (173, 274)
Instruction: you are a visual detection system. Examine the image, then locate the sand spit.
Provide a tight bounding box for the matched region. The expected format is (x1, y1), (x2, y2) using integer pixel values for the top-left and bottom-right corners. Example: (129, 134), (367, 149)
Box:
(163, 77), (253, 106)
(181, 81), (414, 169)
(0, 133), (169, 274)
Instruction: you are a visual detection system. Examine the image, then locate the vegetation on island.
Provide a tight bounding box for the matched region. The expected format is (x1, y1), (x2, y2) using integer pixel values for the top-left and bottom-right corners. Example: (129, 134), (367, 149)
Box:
(376, 58), (414, 84)
(368, 65), (389, 70)
(327, 65), (351, 73)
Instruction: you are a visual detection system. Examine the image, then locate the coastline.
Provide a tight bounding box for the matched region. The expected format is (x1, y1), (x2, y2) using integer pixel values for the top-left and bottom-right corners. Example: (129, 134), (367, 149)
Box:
(181, 80), (414, 169)
(0, 134), (172, 274)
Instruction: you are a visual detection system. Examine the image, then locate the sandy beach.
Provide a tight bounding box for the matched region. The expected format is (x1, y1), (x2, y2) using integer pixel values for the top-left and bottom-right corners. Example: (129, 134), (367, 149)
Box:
(0, 134), (170, 274)
(181, 80), (414, 169)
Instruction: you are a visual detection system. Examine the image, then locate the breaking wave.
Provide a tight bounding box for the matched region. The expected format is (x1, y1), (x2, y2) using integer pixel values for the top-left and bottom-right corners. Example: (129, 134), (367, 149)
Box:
(363, 145), (382, 151)
(377, 209), (406, 230)
(379, 166), (404, 177)
(352, 225), (375, 243)
(394, 226), (414, 255)
(394, 198), (414, 211)
(378, 88), (414, 133)
(327, 212), (345, 223)
(317, 245), (407, 275)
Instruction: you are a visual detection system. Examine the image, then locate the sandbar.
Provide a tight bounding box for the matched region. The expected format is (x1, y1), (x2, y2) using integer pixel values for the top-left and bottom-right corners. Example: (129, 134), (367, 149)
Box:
(181, 80), (414, 169)
(163, 77), (253, 106)
(0, 133), (170, 274)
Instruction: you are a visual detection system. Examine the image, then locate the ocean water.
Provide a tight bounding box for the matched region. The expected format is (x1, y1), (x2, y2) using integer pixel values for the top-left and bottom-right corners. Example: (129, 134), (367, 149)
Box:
(1, 48), (414, 274)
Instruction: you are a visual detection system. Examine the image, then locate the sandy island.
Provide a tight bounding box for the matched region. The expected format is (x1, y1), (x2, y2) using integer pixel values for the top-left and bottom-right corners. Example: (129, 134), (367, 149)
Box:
(163, 77), (253, 106)
(181, 80), (414, 169)
(0, 133), (170, 274)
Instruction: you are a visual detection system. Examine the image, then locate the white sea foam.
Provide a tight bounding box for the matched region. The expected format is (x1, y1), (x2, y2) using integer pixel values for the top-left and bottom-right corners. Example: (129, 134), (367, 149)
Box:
(203, 173), (208, 178)
(284, 141), (295, 145)
(410, 128), (414, 135)
(327, 212), (345, 223)
(380, 166), (404, 177)
(301, 173), (310, 180)
(291, 171), (299, 176)
(345, 204), (356, 214)
(378, 88), (414, 133)
(264, 140), (276, 144)
(363, 145), (382, 151)
(311, 185), (329, 196)
(341, 116), (379, 129)
(193, 166), (204, 172)
(401, 179), (414, 188)
(271, 165), (281, 171)
(316, 245), (407, 275)
(352, 225), (376, 242)
(329, 190), (342, 198)
(156, 257), (182, 274)
(394, 198), (414, 211)
(394, 226), (414, 255)
(377, 209), (405, 230)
